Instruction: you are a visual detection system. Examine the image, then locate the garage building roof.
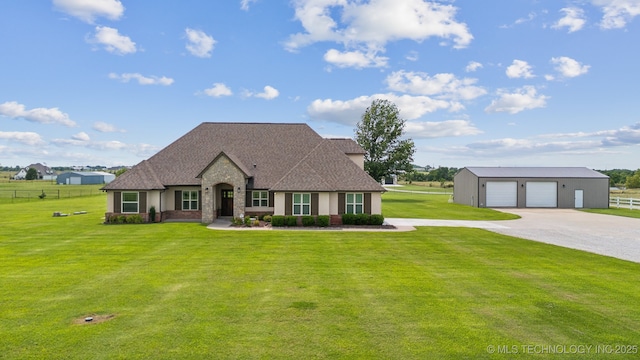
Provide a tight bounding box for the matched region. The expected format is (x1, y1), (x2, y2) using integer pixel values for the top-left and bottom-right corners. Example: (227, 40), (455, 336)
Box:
(465, 167), (608, 178)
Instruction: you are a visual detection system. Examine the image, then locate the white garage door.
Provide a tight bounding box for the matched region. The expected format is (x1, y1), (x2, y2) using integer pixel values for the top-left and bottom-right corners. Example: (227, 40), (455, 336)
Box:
(486, 181), (517, 207)
(526, 182), (557, 207)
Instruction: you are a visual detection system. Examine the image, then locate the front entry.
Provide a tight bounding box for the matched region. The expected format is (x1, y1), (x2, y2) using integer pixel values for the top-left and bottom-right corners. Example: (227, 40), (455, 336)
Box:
(221, 189), (234, 216)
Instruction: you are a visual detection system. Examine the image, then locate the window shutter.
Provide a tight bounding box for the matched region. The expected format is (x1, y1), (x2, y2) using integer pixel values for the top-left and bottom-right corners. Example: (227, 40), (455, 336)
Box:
(140, 192), (147, 213)
(199, 191), (202, 210)
(246, 190), (252, 207)
(365, 193), (372, 214)
(311, 193), (319, 215)
(114, 192), (121, 214)
(269, 191), (274, 207)
(338, 193), (345, 215)
(175, 190), (182, 210)
(285, 193), (292, 215)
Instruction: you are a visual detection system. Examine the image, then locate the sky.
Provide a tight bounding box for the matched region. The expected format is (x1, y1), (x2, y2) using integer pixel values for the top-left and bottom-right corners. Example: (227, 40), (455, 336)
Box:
(1, 0), (640, 170)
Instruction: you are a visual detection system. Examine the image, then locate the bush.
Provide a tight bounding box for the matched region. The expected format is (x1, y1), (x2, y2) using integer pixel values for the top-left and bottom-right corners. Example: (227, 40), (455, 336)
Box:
(370, 214), (385, 225)
(301, 216), (316, 227)
(149, 206), (156, 223)
(116, 215), (126, 224)
(232, 217), (244, 226)
(285, 216), (298, 227)
(126, 214), (143, 224)
(342, 213), (356, 225)
(263, 215), (272, 223)
(244, 216), (252, 226)
(271, 215), (285, 227)
(317, 215), (330, 227)
(355, 213), (370, 225)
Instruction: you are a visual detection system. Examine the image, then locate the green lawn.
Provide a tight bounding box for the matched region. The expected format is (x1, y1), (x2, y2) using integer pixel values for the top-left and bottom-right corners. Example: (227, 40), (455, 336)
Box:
(382, 189), (519, 220)
(582, 207), (640, 219)
(0, 180), (103, 204)
(1, 195), (639, 359)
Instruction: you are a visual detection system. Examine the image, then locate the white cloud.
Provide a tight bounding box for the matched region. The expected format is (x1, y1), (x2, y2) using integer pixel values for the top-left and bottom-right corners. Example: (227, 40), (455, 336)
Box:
(0, 101), (76, 127)
(185, 28), (216, 58)
(240, 0), (258, 11)
(406, 51), (419, 62)
(307, 93), (451, 126)
(485, 86), (549, 114)
(72, 132), (91, 141)
(593, 0), (640, 29)
(324, 48), (388, 68)
(254, 86), (280, 100)
(550, 56), (590, 78)
(405, 120), (482, 139)
(53, 0), (124, 23)
(385, 71), (487, 101)
(88, 26), (136, 55)
(93, 121), (126, 133)
(108, 73), (174, 86)
(0, 131), (45, 146)
(552, 7), (587, 33)
(203, 83), (233, 97)
(506, 59), (535, 79)
(465, 61), (483, 72)
(285, 0), (472, 67)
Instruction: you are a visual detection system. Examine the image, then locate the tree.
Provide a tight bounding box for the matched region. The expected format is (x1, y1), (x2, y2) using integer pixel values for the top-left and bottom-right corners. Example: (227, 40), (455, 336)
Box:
(625, 169), (640, 189)
(25, 167), (38, 180)
(355, 99), (415, 182)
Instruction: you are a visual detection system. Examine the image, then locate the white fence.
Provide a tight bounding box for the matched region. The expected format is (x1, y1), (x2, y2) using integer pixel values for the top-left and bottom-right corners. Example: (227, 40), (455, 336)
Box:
(609, 197), (639, 210)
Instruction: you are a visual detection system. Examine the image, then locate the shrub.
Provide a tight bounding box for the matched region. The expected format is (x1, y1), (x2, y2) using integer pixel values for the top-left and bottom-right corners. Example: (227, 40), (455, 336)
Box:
(285, 216), (298, 227)
(232, 217), (244, 226)
(370, 214), (385, 226)
(342, 213), (356, 225)
(252, 219), (260, 227)
(149, 206), (156, 223)
(355, 213), (370, 225)
(316, 215), (330, 227)
(301, 216), (316, 227)
(116, 215), (126, 224)
(271, 215), (285, 227)
(263, 215), (272, 223)
(126, 214), (143, 224)
(244, 216), (252, 226)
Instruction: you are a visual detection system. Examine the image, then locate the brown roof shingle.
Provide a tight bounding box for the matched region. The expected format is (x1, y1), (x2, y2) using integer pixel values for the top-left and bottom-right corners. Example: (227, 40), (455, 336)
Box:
(103, 122), (384, 192)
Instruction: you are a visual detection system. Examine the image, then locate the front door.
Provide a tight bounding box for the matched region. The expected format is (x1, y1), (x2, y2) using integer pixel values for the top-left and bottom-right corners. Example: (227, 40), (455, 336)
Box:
(221, 189), (234, 216)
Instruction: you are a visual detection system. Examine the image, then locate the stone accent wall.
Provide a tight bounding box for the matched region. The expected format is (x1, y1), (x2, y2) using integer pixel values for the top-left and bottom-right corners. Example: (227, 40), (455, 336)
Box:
(162, 210), (201, 221)
(200, 155), (247, 224)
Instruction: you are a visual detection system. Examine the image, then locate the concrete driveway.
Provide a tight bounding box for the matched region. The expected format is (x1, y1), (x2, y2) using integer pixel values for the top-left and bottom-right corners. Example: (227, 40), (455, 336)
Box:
(386, 209), (640, 263)
(488, 209), (640, 263)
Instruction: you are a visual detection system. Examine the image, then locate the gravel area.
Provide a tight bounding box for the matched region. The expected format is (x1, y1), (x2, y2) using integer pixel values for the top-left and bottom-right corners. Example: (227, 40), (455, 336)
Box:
(487, 209), (640, 263)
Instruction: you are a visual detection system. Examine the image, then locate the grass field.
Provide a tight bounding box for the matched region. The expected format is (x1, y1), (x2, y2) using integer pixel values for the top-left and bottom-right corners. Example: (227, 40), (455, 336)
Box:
(0, 179), (103, 204)
(1, 194), (640, 358)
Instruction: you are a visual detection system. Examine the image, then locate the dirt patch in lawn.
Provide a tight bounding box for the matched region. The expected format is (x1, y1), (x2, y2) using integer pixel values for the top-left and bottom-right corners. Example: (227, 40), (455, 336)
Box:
(73, 314), (116, 325)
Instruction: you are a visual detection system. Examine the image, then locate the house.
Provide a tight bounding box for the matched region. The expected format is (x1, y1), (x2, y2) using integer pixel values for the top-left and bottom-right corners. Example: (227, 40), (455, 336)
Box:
(57, 171), (115, 185)
(453, 167), (609, 209)
(102, 122), (385, 223)
(14, 163), (55, 180)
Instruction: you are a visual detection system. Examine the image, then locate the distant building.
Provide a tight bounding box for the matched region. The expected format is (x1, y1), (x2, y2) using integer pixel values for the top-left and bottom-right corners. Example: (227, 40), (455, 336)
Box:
(14, 163), (55, 180)
(56, 171), (115, 185)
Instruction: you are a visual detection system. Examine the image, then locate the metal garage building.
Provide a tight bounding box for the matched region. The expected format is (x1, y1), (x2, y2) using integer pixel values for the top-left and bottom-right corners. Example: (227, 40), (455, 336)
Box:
(453, 167), (609, 209)
(56, 171), (116, 185)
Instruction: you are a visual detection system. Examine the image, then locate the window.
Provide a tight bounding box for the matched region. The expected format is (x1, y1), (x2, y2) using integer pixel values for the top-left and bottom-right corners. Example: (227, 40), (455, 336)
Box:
(122, 192), (139, 213)
(252, 191), (268, 207)
(346, 193), (364, 214)
(182, 190), (199, 210)
(293, 193), (311, 215)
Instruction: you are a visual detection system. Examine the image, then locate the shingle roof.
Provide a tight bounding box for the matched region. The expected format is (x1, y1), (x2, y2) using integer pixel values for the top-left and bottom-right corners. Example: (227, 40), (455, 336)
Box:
(465, 167), (608, 178)
(328, 138), (366, 154)
(103, 122), (385, 192)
